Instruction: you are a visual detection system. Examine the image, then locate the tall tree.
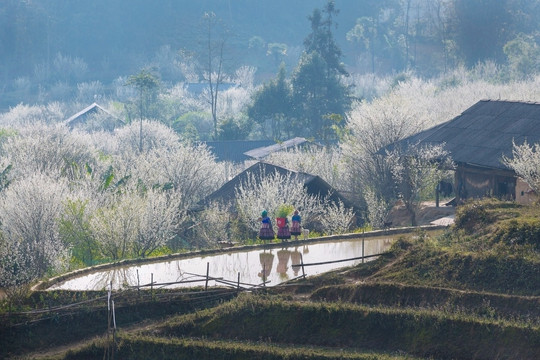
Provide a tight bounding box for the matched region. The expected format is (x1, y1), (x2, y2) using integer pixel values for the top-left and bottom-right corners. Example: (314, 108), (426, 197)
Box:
(292, 0), (352, 141)
(503, 33), (540, 79)
(303, 0), (348, 76)
(200, 11), (229, 140)
(389, 143), (454, 226)
(452, 0), (510, 66)
(346, 0), (403, 74)
(291, 52), (349, 140)
(247, 64), (293, 139)
(125, 68), (160, 153)
(425, 0), (458, 74)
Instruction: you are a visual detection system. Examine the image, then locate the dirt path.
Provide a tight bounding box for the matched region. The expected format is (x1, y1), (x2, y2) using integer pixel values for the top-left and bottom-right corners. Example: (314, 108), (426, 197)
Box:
(388, 200), (456, 227)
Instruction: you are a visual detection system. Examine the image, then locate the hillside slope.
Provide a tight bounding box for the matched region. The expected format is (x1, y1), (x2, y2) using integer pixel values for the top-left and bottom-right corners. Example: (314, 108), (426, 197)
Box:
(2, 199), (539, 359)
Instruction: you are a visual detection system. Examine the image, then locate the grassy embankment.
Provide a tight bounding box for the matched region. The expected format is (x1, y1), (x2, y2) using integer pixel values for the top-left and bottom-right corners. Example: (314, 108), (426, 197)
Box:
(1, 199), (539, 359)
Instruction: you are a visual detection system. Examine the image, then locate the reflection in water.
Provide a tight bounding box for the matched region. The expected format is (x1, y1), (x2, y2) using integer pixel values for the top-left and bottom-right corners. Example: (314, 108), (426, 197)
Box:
(79, 267), (137, 291)
(276, 250), (291, 280)
(49, 236), (395, 291)
(290, 248), (302, 276)
(258, 251), (275, 281)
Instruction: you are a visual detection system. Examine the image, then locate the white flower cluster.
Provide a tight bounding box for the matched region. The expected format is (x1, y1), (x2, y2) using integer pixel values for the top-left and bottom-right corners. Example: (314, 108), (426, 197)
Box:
(0, 119), (224, 287)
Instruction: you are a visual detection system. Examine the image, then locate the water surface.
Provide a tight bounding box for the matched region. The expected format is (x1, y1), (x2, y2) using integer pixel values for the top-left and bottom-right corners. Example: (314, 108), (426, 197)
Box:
(49, 236), (394, 291)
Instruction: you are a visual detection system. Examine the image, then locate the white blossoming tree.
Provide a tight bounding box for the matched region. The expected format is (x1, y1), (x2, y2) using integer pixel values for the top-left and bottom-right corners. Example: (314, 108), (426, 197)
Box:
(389, 143), (454, 226)
(318, 199), (356, 235)
(234, 170), (326, 235)
(192, 202), (233, 246)
(233, 169), (356, 237)
(90, 194), (140, 260)
(502, 140), (540, 194)
(0, 173), (70, 281)
(133, 189), (183, 257)
(2, 123), (99, 181)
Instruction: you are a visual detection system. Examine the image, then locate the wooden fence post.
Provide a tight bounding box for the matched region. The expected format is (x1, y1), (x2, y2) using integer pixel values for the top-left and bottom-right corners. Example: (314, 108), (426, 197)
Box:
(137, 269), (140, 295)
(205, 262), (210, 291)
(300, 253), (306, 279)
(362, 230), (365, 264)
(237, 272), (240, 292)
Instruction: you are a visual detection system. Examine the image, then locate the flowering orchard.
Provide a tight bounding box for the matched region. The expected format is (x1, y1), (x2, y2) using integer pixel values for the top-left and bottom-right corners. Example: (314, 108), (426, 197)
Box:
(0, 119), (226, 288)
(3, 68), (540, 289)
(0, 118), (355, 289)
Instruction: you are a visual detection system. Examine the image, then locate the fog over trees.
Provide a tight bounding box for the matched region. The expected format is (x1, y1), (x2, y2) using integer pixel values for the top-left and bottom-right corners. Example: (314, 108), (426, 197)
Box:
(2, 0), (540, 289)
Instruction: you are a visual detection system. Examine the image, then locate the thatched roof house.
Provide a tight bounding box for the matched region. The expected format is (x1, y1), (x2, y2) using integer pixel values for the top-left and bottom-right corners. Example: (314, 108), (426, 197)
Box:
(203, 162), (354, 208)
(387, 100), (540, 204)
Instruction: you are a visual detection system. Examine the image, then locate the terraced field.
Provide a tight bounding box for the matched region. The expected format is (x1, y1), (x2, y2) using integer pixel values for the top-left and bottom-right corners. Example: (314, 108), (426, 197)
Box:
(2, 199), (539, 359)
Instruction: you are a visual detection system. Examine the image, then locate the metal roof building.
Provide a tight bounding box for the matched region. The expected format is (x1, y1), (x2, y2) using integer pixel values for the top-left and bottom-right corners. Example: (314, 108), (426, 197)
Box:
(203, 140), (275, 163)
(243, 137), (319, 160)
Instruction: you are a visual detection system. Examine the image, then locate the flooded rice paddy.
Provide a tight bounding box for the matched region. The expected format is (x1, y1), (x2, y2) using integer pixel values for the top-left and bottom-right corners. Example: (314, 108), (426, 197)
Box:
(48, 235), (397, 291)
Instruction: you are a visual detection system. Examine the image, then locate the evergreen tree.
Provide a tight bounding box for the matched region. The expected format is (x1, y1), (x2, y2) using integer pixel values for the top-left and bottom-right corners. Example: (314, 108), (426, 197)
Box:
(292, 0), (352, 141)
(303, 0), (348, 76)
(247, 64), (293, 139)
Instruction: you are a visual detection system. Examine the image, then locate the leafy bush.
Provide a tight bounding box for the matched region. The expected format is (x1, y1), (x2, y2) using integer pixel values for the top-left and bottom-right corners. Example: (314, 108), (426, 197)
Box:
(454, 200), (493, 233)
(275, 204), (294, 218)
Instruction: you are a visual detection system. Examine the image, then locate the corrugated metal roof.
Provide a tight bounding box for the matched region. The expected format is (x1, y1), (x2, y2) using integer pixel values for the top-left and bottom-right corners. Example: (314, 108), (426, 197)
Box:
(243, 137), (319, 160)
(386, 100), (540, 170)
(203, 140), (275, 163)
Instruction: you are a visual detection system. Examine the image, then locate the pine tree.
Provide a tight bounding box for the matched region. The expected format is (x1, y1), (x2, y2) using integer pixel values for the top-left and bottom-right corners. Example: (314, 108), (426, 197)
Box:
(292, 0), (352, 141)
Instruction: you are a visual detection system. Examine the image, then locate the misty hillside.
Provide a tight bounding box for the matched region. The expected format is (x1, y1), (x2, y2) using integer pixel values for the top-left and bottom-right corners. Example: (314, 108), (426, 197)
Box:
(2, 0), (540, 110)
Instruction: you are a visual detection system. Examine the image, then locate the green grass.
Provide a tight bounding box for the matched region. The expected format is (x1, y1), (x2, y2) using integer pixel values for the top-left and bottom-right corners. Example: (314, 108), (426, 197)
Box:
(57, 335), (422, 360)
(311, 282), (540, 324)
(342, 200), (540, 296)
(3, 198), (540, 359)
(148, 293), (540, 360)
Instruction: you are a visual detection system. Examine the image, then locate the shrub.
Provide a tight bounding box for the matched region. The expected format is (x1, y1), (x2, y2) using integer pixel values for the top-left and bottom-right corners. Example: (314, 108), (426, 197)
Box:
(454, 200), (493, 233)
(275, 204), (294, 218)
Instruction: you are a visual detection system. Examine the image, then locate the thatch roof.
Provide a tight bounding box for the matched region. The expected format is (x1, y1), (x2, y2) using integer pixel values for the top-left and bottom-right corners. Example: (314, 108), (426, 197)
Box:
(385, 100), (540, 170)
(203, 162), (353, 208)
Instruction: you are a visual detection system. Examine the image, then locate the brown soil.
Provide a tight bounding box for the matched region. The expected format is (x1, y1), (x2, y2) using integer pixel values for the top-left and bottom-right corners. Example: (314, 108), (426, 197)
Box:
(386, 200), (456, 227)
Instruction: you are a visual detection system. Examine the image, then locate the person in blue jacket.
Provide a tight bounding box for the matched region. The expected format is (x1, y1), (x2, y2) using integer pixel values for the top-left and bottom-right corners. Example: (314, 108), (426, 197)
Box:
(290, 210), (302, 240)
(258, 210), (274, 240)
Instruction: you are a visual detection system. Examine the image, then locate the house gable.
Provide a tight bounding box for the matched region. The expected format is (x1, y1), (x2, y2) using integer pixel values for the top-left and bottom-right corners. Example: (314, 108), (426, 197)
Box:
(65, 103), (124, 131)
